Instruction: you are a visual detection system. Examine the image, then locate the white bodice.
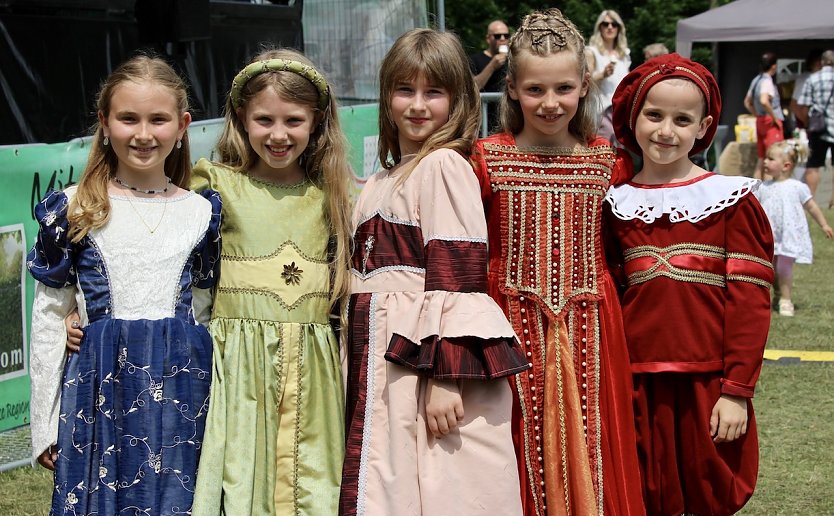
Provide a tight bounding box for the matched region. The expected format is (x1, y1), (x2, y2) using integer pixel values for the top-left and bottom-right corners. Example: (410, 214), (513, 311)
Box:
(89, 192), (213, 320)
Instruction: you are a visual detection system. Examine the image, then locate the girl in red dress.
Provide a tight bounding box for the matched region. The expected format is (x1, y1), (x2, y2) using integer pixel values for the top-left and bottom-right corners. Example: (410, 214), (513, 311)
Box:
(471, 8), (644, 516)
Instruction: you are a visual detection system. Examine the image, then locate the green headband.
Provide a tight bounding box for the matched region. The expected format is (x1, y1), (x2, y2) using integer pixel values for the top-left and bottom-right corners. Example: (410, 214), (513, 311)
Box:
(230, 59), (330, 110)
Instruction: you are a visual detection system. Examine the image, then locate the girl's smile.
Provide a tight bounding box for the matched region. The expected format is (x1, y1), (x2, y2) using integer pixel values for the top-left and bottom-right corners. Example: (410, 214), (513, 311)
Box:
(390, 73), (451, 155)
(508, 51), (588, 147)
(238, 87), (317, 184)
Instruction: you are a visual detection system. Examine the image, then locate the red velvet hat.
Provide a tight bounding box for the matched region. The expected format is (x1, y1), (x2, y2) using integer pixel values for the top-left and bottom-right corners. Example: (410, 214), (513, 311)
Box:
(612, 53), (721, 156)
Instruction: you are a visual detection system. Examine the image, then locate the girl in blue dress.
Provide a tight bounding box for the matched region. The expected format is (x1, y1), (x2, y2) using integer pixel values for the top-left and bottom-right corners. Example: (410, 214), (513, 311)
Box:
(28, 55), (222, 515)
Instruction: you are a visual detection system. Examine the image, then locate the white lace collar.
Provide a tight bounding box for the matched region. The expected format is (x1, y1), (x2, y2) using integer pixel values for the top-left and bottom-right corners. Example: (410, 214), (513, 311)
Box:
(605, 173), (759, 224)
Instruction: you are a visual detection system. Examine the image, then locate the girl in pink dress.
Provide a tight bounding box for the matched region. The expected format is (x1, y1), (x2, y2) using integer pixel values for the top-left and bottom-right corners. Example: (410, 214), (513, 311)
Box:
(339, 28), (528, 516)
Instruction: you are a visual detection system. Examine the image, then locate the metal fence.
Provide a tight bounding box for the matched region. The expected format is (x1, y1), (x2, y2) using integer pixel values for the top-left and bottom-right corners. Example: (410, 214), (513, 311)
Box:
(304, 0), (427, 101)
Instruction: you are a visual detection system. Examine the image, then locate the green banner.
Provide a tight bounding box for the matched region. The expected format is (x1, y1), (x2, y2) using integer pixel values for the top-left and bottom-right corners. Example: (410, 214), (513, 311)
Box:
(0, 104), (379, 432)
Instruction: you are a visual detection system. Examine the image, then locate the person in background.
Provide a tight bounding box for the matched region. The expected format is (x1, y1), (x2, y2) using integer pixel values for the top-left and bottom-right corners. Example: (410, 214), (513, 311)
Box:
(470, 19), (510, 92)
(757, 140), (834, 317)
(796, 49), (834, 205)
(788, 49), (823, 182)
(744, 51), (785, 179)
(643, 42), (669, 61)
(586, 9), (631, 144)
(469, 19), (511, 131)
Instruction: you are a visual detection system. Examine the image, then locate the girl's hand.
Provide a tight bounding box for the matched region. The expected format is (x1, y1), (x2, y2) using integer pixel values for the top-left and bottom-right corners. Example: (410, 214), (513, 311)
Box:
(37, 445), (58, 471)
(425, 378), (464, 438)
(709, 394), (748, 443)
(65, 311), (83, 353)
(822, 224), (834, 239)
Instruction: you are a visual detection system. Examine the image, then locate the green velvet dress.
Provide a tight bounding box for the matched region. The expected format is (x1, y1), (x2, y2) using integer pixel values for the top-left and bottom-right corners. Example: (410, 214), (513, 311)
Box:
(190, 159), (344, 516)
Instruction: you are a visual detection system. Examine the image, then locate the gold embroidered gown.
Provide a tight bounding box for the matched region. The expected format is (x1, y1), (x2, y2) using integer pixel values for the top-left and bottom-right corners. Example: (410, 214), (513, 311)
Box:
(472, 134), (644, 516)
(190, 159), (344, 516)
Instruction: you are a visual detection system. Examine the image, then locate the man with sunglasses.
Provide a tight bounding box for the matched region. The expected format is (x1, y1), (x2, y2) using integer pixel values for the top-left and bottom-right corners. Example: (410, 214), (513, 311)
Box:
(469, 20), (510, 93)
(469, 20), (510, 132)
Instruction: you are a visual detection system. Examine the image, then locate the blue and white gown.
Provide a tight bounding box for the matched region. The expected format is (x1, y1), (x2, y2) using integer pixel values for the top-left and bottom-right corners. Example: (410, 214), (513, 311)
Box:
(28, 186), (221, 516)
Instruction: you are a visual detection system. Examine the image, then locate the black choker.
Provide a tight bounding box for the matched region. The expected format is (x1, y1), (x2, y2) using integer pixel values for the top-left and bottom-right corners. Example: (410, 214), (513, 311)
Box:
(113, 177), (172, 194)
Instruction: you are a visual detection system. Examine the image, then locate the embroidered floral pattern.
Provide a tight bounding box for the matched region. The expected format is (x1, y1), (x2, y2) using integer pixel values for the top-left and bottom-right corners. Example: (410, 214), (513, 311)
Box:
(281, 261), (304, 285)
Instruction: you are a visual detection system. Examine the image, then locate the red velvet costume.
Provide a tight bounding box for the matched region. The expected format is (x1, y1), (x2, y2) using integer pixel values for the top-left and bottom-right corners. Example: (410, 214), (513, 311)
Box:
(603, 173), (774, 516)
(472, 132), (645, 516)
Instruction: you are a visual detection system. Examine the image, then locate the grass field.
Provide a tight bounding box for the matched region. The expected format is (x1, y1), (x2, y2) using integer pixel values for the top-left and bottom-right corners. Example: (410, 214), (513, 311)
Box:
(2, 214), (832, 515)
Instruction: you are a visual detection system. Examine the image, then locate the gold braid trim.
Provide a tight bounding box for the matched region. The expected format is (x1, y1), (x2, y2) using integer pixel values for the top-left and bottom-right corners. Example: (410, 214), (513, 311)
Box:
(727, 274), (772, 288)
(726, 252), (774, 270)
(221, 240), (329, 264)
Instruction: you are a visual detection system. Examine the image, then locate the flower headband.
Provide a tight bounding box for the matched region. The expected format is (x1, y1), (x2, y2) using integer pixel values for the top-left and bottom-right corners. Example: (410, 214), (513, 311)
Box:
(230, 59), (330, 110)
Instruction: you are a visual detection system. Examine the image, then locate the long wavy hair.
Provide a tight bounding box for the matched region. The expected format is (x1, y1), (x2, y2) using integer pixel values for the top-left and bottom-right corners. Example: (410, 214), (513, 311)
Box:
(499, 8), (598, 143)
(68, 55), (192, 242)
(588, 10), (629, 59)
(215, 48), (353, 309)
(377, 28), (480, 181)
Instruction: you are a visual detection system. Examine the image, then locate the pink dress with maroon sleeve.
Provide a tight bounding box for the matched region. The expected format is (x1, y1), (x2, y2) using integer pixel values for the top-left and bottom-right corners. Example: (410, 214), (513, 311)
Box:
(339, 148), (529, 516)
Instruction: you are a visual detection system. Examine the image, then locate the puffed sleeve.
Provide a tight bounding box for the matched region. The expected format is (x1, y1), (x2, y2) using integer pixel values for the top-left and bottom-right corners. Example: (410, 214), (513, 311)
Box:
(611, 147), (635, 186)
(384, 149), (530, 380)
(27, 190), (78, 459)
(191, 189), (222, 289)
(190, 157), (216, 193)
(470, 139), (493, 203)
(722, 193), (774, 397)
(28, 191), (76, 288)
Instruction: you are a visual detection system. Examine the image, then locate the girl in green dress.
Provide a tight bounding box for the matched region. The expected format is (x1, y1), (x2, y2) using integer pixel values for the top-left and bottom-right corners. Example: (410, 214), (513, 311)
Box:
(189, 48), (353, 515)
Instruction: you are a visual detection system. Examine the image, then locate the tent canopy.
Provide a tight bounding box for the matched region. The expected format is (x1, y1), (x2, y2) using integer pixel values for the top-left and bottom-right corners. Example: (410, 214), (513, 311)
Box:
(676, 0), (834, 57)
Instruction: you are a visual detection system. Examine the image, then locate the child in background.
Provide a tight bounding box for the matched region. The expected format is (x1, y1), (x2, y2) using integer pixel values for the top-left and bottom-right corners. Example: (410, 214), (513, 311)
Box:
(604, 53), (774, 515)
(29, 55), (221, 514)
(340, 28), (528, 516)
(757, 140), (833, 316)
(471, 9), (644, 515)
(189, 49), (353, 515)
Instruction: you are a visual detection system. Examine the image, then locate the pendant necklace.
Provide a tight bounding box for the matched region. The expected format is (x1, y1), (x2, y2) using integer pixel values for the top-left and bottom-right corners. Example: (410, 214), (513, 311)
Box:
(124, 194), (168, 234)
(113, 177), (171, 234)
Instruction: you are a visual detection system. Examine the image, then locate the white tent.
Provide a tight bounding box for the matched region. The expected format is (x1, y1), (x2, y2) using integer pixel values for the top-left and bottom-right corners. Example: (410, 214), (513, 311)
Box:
(676, 0), (834, 57)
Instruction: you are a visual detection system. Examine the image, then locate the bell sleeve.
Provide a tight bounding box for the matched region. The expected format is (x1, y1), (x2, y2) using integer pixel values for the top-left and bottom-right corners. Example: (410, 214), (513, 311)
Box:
(722, 194), (774, 397)
(27, 190), (78, 459)
(384, 149), (530, 380)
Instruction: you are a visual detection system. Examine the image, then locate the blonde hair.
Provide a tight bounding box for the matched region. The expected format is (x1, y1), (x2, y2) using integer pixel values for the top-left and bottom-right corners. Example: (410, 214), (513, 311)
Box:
(643, 43), (669, 59)
(68, 55), (192, 243)
(768, 139), (809, 176)
(589, 10), (629, 58)
(500, 8), (597, 143)
(215, 48), (353, 309)
(377, 28), (480, 181)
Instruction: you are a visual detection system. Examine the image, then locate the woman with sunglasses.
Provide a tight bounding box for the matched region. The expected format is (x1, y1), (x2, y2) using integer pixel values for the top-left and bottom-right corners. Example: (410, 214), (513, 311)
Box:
(586, 9), (631, 144)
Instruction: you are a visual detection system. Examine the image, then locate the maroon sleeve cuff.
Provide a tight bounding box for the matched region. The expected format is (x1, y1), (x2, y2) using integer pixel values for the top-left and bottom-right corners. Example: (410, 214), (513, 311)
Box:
(424, 240), (488, 292)
(720, 377), (756, 398)
(385, 333), (530, 380)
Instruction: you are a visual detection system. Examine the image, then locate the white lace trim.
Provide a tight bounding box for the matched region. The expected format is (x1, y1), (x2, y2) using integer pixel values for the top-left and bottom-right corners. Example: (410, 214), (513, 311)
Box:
(108, 191), (195, 203)
(356, 293), (378, 516)
(605, 174), (759, 224)
(424, 234), (488, 245)
(350, 265), (425, 280)
(356, 209), (419, 228)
